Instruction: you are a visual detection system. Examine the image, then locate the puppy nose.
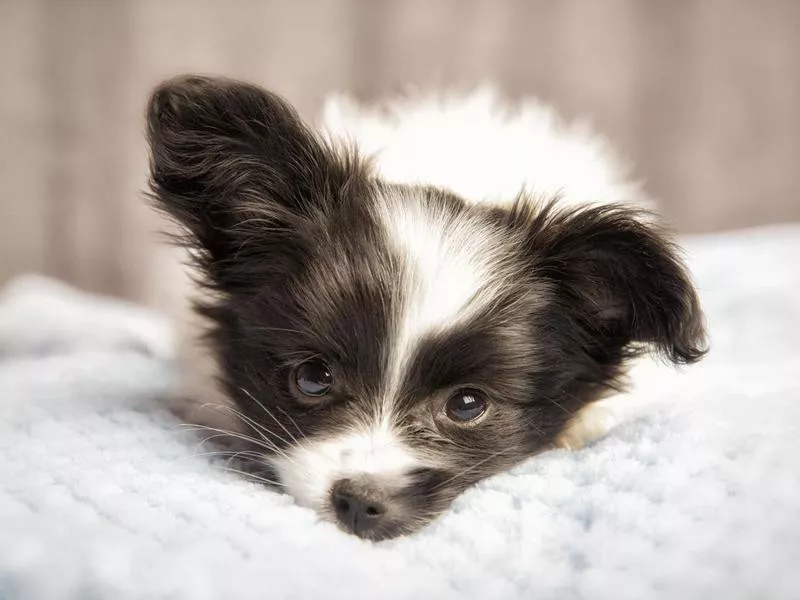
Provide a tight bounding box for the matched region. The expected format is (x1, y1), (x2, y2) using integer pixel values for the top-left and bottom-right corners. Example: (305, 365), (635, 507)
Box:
(330, 479), (388, 537)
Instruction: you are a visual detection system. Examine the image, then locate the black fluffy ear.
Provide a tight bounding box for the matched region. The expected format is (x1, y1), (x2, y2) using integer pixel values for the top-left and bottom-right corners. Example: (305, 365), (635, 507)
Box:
(146, 75), (362, 290)
(524, 200), (707, 365)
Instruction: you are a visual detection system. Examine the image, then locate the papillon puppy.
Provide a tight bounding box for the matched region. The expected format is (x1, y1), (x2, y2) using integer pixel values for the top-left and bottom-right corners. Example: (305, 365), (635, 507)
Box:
(146, 75), (706, 541)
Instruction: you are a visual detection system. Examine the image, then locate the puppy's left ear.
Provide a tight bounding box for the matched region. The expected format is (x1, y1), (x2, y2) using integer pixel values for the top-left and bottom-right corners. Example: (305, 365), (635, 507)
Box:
(526, 202), (707, 364)
(146, 75), (364, 292)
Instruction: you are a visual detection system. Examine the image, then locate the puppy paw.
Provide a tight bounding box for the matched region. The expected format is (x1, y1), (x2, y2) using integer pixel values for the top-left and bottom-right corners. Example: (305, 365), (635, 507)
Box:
(555, 401), (621, 450)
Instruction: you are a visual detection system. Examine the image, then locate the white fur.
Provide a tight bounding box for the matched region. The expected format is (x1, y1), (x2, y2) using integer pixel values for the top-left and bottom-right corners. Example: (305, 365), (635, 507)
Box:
(376, 188), (510, 400)
(322, 86), (644, 210)
(271, 419), (420, 510)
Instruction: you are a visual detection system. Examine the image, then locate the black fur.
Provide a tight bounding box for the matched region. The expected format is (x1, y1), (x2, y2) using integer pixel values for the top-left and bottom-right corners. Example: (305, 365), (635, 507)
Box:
(147, 75), (707, 540)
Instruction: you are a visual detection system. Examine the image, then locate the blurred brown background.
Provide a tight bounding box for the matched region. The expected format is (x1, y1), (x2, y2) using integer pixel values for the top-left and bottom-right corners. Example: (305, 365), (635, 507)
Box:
(1, 0), (799, 305)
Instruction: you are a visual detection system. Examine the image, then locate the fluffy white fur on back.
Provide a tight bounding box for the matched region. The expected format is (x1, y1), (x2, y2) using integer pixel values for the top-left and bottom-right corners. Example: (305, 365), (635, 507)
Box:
(322, 87), (643, 210)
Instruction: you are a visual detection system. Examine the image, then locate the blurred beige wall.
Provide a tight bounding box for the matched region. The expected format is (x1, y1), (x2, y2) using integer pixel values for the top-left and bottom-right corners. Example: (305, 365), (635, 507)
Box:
(1, 0), (799, 303)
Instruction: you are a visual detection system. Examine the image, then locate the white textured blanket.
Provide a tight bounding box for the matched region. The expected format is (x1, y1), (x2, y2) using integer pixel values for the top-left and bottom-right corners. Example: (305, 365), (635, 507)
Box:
(1, 225), (799, 600)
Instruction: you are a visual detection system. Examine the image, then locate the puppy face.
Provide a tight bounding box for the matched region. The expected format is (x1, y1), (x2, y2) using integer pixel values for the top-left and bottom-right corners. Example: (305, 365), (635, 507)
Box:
(147, 76), (706, 540)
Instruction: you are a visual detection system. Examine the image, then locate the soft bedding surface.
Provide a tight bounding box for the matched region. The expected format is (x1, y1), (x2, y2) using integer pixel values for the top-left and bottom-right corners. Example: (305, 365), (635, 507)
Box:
(1, 225), (799, 600)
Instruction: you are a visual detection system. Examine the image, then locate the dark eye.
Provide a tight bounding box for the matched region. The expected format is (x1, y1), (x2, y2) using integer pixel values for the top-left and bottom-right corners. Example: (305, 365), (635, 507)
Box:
(445, 389), (488, 423)
(294, 359), (333, 397)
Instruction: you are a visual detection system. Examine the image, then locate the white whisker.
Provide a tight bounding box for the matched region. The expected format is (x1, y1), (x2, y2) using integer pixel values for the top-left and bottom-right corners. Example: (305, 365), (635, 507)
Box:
(182, 449), (266, 462)
(181, 424), (284, 456)
(431, 448), (510, 492)
(239, 387), (300, 447)
(215, 465), (286, 488)
(274, 404), (304, 440)
(548, 397), (575, 416)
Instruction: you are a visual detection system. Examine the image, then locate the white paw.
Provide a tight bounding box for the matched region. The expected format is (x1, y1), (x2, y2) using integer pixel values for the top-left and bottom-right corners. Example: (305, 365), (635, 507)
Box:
(556, 401), (621, 450)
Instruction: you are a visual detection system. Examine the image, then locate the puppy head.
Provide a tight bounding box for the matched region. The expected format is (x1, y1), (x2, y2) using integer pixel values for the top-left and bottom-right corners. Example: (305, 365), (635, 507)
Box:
(147, 76), (707, 540)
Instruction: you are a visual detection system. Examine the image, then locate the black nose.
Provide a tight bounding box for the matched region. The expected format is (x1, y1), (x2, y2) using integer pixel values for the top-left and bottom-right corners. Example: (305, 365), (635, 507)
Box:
(330, 480), (388, 537)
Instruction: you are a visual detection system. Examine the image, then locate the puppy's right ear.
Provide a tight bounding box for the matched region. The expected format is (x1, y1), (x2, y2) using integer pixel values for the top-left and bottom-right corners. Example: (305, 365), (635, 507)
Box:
(146, 75), (363, 290)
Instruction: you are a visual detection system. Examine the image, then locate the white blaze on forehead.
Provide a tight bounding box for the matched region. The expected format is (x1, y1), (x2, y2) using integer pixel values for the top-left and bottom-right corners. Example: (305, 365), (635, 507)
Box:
(271, 418), (419, 509)
(377, 189), (505, 397)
